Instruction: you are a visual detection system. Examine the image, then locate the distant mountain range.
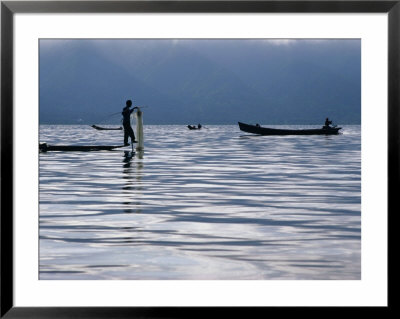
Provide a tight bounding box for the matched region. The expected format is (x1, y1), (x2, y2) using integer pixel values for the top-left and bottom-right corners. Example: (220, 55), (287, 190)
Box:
(39, 39), (360, 125)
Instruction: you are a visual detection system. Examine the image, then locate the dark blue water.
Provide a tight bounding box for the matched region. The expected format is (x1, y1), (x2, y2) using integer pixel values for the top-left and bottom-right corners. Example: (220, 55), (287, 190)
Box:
(39, 124), (361, 279)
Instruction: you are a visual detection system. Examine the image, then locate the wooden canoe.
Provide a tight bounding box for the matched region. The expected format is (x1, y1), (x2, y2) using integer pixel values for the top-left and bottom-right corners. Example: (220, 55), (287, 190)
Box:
(91, 125), (122, 131)
(187, 125), (202, 130)
(238, 122), (342, 135)
(39, 143), (126, 152)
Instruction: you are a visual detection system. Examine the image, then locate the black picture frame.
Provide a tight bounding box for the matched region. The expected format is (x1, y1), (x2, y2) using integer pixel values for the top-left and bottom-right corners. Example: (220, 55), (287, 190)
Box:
(1, 1), (396, 317)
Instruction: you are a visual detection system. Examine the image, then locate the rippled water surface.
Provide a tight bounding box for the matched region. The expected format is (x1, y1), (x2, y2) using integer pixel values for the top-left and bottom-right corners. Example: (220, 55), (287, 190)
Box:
(39, 125), (361, 280)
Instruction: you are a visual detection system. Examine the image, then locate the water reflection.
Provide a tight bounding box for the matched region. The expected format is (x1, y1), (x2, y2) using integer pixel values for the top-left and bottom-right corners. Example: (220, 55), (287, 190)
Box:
(122, 150), (134, 168)
(122, 151), (143, 214)
(39, 125), (361, 280)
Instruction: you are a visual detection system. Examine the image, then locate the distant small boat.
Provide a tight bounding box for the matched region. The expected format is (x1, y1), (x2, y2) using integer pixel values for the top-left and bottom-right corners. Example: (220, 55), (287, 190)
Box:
(187, 125), (202, 130)
(91, 125), (122, 131)
(238, 122), (342, 135)
(39, 143), (126, 152)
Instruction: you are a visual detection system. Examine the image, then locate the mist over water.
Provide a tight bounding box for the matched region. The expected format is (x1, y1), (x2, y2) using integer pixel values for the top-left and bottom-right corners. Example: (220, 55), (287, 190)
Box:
(39, 125), (361, 279)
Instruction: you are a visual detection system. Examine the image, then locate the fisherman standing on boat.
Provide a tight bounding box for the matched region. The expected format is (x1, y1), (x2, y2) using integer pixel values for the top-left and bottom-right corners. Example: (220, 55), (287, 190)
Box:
(324, 117), (333, 129)
(122, 99), (137, 146)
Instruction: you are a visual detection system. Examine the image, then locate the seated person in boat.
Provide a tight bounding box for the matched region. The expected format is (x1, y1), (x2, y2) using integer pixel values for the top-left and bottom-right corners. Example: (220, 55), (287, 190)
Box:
(188, 124), (202, 130)
(122, 99), (137, 146)
(323, 117), (332, 129)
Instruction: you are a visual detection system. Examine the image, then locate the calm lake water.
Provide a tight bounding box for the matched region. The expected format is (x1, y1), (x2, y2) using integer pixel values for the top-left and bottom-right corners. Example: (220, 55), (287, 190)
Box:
(39, 124), (361, 280)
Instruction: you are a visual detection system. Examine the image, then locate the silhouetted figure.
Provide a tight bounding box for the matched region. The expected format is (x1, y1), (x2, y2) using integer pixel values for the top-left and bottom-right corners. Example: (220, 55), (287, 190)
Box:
(122, 100), (137, 146)
(324, 117), (332, 129)
(188, 124), (201, 130)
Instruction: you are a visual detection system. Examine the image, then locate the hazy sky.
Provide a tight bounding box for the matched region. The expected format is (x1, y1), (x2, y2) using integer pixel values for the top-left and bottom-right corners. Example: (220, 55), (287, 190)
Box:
(39, 39), (361, 124)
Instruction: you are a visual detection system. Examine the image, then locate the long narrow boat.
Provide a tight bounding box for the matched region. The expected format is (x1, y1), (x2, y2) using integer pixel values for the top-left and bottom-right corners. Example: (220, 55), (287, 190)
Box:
(187, 125), (202, 130)
(39, 143), (126, 152)
(91, 125), (122, 131)
(238, 122), (341, 135)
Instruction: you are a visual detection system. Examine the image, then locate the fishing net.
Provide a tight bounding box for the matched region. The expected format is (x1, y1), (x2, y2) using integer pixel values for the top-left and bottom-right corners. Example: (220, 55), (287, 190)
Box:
(134, 108), (144, 151)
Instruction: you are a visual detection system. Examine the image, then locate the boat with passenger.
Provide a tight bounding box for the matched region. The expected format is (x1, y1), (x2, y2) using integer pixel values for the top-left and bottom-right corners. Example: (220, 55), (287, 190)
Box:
(187, 124), (202, 130)
(238, 122), (342, 135)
